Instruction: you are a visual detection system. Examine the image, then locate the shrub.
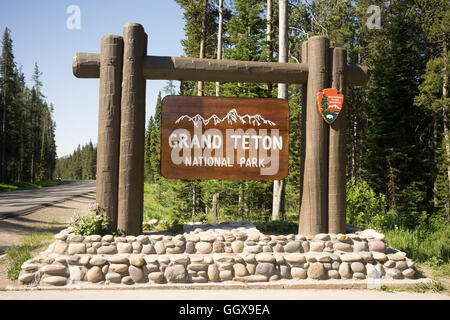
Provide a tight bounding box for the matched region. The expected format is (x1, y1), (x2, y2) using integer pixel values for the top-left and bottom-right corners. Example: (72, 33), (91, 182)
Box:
(256, 220), (298, 234)
(70, 213), (110, 236)
(346, 178), (394, 230)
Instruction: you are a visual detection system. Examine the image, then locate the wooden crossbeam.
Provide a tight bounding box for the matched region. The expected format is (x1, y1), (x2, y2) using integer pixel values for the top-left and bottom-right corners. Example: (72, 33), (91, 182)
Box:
(73, 53), (369, 86)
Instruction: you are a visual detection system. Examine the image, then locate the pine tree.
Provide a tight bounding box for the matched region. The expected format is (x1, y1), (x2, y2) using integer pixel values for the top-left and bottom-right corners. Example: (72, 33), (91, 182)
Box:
(0, 27), (17, 182)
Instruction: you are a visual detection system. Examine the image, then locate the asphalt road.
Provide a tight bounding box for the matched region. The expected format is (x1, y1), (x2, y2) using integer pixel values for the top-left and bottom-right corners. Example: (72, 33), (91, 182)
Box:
(0, 180), (96, 220)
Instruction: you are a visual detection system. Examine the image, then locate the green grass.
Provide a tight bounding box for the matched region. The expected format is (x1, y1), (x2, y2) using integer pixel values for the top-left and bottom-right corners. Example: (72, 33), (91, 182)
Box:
(383, 225), (450, 263)
(5, 233), (54, 280)
(0, 180), (72, 192)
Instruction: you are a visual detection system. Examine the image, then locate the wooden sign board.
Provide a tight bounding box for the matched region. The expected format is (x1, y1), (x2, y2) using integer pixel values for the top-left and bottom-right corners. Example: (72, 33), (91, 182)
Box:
(161, 96), (289, 180)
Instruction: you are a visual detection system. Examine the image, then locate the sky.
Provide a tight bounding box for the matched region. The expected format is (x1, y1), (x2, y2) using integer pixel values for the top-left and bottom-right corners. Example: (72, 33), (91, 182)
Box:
(0, 0), (184, 157)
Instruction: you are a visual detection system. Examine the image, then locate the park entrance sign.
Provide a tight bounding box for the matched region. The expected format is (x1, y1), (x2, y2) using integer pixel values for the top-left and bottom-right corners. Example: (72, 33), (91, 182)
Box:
(161, 96), (289, 180)
(72, 23), (369, 236)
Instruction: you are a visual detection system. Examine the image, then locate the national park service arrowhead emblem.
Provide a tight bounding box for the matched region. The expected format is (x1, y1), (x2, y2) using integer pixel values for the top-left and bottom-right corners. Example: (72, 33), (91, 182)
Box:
(317, 88), (344, 124)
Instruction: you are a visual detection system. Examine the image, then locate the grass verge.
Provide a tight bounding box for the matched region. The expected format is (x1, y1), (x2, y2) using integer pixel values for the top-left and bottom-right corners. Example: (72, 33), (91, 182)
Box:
(0, 180), (72, 192)
(5, 232), (54, 280)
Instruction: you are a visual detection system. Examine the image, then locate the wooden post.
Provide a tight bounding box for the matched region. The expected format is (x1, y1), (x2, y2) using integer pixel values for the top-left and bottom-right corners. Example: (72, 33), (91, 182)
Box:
(97, 35), (123, 232)
(299, 36), (330, 235)
(328, 48), (347, 234)
(299, 40), (308, 222)
(117, 23), (147, 235)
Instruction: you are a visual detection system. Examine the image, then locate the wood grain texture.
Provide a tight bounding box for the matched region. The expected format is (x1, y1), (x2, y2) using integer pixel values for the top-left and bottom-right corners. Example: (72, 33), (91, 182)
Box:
(161, 96), (289, 180)
(97, 35), (123, 232)
(73, 53), (369, 87)
(328, 48), (347, 234)
(117, 23), (147, 236)
(299, 40), (308, 222)
(299, 36), (329, 236)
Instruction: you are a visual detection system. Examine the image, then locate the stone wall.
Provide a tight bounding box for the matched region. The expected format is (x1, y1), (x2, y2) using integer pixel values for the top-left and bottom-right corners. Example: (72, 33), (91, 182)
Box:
(18, 222), (416, 286)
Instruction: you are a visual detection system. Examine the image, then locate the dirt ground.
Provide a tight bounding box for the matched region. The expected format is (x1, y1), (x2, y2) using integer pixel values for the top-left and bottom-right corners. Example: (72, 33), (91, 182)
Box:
(0, 192), (95, 289)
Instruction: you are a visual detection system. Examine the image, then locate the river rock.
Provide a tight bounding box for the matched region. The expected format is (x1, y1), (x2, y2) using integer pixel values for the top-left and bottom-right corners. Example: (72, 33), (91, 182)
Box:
(255, 263), (275, 277)
(388, 252), (406, 261)
(341, 253), (362, 262)
(384, 260), (395, 268)
(21, 263), (39, 272)
(107, 254), (129, 264)
(164, 265), (187, 283)
(352, 241), (369, 252)
(148, 272), (165, 283)
(109, 264), (128, 273)
(184, 241), (194, 254)
(121, 276), (134, 285)
(222, 240), (238, 255)
(53, 242), (68, 254)
(199, 234), (216, 242)
(97, 245), (117, 254)
(387, 268), (403, 279)
(19, 272), (37, 284)
(129, 265), (146, 283)
(68, 243), (86, 255)
(372, 252), (387, 262)
(126, 255), (143, 268)
(283, 255), (306, 268)
(42, 264), (67, 275)
(366, 264), (379, 279)
(245, 245), (262, 254)
(291, 267), (307, 279)
(68, 234), (84, 243)
(368, 240), (386, 253)
(213, 241), (225, 253)
(339, 262), (352, 279)
(54, 232), (68, 241)
(219, 270), (233, 281)
(350, 262), (366, 273)
(233, 263), (248, 277)
(328, 270), (340, 279)
(132, 241), (142, 253)
(307, 262), (325, 280)
(207, 264), (219, 282)
(301, 241), (309, 253)
(153, 241), (165, 254)
(255, 253), (276, 263)
(134, 235), (148, 243)
(353, 272), (366, 279)
(195, 242), (212, 254)
(310, 241), (324, 252)
(280, 265), (291, 279)
(117, 242), (132, 253)
(43, 276), (67, 286)
(284, 241), (301, 253)
(89, 256), (107, 266)
(87, 266), (103, 283)
(402, 268), (415, 278)
(105, 272), (121, 283)
(359, 229), (385, 241)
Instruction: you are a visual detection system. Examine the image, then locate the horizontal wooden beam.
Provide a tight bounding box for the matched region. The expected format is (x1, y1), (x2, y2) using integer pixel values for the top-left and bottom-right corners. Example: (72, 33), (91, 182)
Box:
(73, 53), (369, 86)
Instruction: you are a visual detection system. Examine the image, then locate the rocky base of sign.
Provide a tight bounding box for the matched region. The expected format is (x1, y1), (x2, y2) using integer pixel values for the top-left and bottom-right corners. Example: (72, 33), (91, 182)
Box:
(18, 222), (420, 287)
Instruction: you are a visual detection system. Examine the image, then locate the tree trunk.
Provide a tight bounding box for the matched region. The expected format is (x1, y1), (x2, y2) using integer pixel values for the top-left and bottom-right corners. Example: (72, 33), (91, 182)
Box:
(192, 182), (196, 219)
(272, 0), (288, 220)
(442, 39), (449, 219)
(433, 111), (438, 208)
(215, 0), (223, 97)
(198, 0), (207, 97)
(212, 193), (219, 221)
(266, 0), (273, 96)
(1, 86), (6, 182)
(238, 183), (243, 214)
